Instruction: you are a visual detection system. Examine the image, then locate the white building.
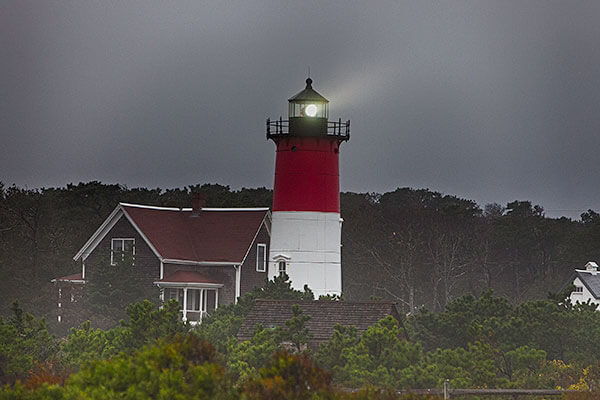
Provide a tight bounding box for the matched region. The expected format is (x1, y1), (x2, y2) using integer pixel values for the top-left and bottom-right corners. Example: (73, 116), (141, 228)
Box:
(568, 261), (600, 307)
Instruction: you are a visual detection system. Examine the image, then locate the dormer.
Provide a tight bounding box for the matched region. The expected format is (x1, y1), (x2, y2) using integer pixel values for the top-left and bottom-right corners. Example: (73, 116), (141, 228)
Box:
(586, 261), (599, 275)
(273, 254), (291, 277)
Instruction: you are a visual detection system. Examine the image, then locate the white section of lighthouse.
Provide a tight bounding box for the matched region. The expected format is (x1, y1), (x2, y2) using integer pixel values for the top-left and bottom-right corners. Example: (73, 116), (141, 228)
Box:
(266, 78), (350, 297)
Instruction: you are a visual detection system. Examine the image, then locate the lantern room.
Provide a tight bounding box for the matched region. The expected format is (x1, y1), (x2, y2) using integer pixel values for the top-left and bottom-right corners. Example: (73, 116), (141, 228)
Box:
(266, 78), (350, 141)
(288, 78), (329, 119)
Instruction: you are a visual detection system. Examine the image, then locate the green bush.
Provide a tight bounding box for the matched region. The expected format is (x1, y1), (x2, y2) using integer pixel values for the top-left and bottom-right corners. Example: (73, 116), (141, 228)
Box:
(0, 303), (56, 384)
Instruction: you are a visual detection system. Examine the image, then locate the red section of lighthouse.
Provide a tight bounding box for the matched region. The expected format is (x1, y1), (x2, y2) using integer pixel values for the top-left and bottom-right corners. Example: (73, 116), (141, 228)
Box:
(267, 78), (349, 297)
(272, 137), (340, 213)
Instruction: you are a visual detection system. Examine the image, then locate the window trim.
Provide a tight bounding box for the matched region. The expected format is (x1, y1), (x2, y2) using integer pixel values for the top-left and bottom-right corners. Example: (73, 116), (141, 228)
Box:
(256, 243), (267, 272)
(111, 238), (135, 266)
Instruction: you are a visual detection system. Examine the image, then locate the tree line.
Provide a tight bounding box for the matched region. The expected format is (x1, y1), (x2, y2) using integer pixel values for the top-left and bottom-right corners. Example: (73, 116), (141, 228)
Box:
(1, 181), (599, 320)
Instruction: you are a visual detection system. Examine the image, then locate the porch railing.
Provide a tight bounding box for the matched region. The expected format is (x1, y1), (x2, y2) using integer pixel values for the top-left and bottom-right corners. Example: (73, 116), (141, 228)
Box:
(181, 310), (208, 325)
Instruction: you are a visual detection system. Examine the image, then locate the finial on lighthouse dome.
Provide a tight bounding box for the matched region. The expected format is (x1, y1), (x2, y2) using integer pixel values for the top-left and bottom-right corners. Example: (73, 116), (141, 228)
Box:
(305, 77), (313, 87)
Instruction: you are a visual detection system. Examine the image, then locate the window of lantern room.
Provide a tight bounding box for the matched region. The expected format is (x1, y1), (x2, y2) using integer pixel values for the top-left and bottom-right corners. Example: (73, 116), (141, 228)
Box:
(289, 102), (328, 119)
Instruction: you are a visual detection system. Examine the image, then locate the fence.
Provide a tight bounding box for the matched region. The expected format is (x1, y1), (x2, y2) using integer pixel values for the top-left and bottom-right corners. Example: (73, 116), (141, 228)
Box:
(347, 381), (589, 399)
(399, 381), (588, 398)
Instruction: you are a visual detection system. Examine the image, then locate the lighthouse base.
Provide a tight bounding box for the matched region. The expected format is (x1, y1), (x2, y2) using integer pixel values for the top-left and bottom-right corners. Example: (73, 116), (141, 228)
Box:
(268, 211), (342, 298)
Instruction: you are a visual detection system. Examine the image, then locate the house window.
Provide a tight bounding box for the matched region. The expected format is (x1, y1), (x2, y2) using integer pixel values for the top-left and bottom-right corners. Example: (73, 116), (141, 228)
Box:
(186, 289), (202, 312)
(278, 261), (287, 276)
(574, 286), (584, 294)
(111, 238), (135, 265)
(167, 288), (184, 305)
(256, 244), (267, 272)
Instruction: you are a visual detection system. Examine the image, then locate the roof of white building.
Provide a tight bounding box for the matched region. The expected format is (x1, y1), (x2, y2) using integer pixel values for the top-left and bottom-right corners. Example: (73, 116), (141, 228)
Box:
(574, 269), (600, 299)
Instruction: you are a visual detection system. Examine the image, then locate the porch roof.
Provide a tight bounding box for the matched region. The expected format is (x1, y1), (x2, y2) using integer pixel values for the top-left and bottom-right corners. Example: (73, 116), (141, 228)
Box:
(51, 272), (85, 284)
(154, 270), (222, 287)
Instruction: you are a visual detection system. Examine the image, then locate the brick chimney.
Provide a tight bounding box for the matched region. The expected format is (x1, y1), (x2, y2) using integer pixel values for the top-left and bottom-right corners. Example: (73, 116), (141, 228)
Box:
(191, 192), (206, 216)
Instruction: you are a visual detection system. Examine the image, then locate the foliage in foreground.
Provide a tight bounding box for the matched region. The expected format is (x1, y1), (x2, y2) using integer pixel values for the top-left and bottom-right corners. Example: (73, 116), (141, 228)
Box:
(4, 282), (600, 396)
(0, 303), (56, 384)
(0, 337), (444, 400)
(195, 273), (314, 353)
(199, 283), (600, 392)
(0, 299), (186, 384)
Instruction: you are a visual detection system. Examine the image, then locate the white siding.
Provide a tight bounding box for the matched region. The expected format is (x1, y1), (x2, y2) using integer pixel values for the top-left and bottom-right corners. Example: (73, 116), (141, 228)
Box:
(269, 211), (341, 297)
(569, 276), (600, 307)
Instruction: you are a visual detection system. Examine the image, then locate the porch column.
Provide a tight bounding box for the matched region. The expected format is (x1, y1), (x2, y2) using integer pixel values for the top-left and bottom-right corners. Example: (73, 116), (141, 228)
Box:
(182, 287), (188, 321)
(215, 289), (219, 309)
(200, 289), (205, 322)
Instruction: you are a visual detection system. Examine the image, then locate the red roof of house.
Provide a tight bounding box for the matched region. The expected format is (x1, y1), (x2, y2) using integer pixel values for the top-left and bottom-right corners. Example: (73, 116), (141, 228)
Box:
(157, 270), (220, 284)
(121, 204), (268, 264)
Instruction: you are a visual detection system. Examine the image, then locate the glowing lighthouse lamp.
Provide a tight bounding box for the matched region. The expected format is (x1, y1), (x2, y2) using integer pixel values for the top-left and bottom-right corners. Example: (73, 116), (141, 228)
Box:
(304, 104), (318, 117)
(266, 78), (350, 297)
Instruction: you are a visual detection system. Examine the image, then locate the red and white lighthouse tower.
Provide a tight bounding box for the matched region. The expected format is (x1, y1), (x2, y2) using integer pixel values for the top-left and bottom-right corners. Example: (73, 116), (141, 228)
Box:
(266, 78), (350, 297)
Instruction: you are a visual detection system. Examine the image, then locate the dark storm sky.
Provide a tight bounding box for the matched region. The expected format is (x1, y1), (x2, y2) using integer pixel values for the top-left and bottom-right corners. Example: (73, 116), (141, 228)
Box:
(2, 1), (600, 218)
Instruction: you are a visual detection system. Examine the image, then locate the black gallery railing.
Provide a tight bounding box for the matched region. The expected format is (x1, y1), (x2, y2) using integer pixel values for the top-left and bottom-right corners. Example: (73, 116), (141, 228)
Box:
(266, 118), (350, 141)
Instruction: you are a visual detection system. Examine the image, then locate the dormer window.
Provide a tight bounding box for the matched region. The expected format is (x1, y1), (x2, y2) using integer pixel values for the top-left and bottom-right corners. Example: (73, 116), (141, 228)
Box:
(585, 261), (599, 274)
(278, 261), (287, 276)
(273, 254), (291, 278)
(111, 238), (135, 265)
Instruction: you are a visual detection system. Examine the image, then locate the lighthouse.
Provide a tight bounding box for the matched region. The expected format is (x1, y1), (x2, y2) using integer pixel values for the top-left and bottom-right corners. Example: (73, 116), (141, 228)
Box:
(266, 78), (350, 297)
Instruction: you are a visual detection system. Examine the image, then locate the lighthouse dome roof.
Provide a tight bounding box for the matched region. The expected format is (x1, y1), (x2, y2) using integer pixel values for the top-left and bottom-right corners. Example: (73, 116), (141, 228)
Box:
(288, 78), (329, 103)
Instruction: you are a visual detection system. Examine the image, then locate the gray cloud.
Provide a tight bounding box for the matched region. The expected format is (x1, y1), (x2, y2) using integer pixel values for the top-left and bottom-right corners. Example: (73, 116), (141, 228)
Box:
(2, 1), (600, 218)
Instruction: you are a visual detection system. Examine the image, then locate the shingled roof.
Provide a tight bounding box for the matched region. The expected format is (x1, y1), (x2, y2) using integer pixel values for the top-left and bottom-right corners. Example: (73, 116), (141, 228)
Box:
(121, 204), (268, 263)
(575, 270), (600, 299)
(237, 300), (401, 346)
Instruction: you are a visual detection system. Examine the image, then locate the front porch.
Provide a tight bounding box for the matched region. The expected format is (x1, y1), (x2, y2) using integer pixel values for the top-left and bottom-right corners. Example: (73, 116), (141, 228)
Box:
(155, 271), (223, 325)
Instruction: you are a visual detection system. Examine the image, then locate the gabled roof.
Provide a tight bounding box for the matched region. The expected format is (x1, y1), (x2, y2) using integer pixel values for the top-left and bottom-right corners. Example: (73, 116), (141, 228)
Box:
(237, 300), (400, 343)
(574, 270), (600, 299)
(74, 203), (270, 264)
